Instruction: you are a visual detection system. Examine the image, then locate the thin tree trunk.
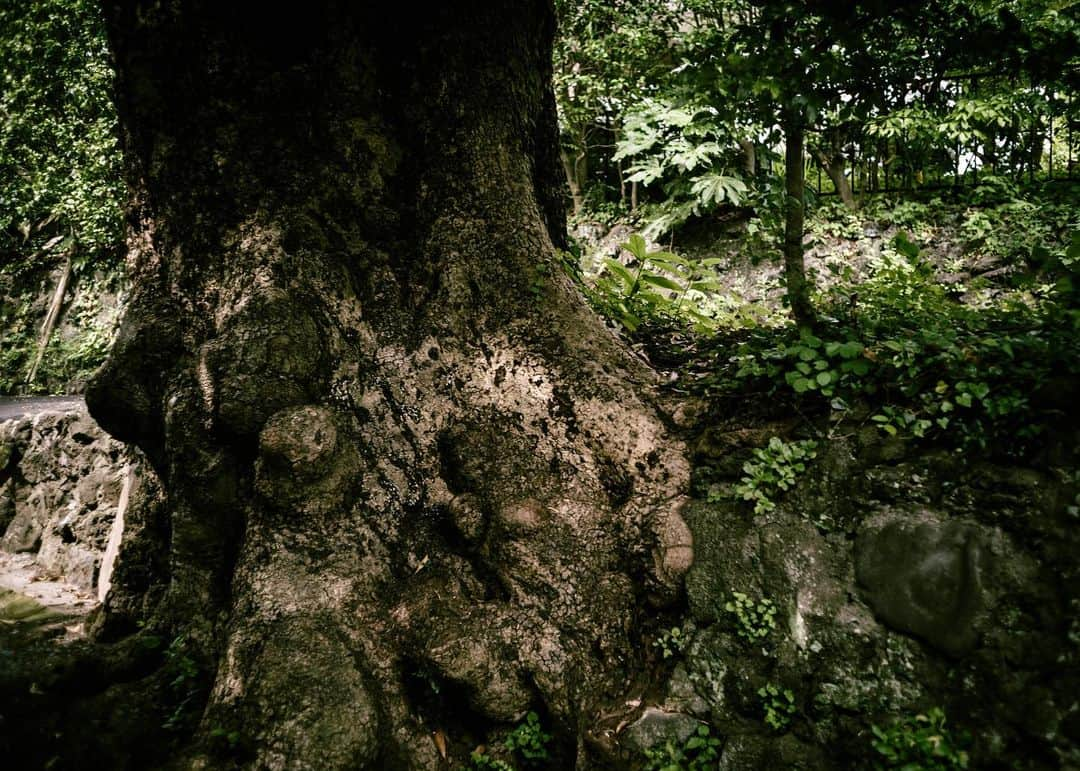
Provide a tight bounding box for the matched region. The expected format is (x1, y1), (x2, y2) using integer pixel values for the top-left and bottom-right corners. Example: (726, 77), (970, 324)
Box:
(739, 138), (756, 176)
(618, 155), (627, 207)
(25, 254), (72, 386)
(783, 115), (814, 327)
(82, 3), (691, 769)
(811, 147), (856, 209)
(560, 147), (584, 217)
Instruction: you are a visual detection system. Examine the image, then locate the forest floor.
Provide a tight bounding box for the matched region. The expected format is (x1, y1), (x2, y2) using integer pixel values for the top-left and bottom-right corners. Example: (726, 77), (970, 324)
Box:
(0, 552), (94, 642)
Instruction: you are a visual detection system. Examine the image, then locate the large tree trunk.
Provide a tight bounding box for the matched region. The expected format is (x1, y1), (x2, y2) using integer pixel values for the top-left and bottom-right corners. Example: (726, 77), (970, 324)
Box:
(782, 114), (815, 327)
(86, 1), (690, 768)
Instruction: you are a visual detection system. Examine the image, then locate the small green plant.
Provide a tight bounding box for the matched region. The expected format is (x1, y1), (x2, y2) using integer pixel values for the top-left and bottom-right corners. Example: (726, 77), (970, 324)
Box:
(653, 626), (689, 659)
(758, 683), (796, 732)
(529, 261), (550, 299)
(724, 592), (777, 645)
(871, 405), (933, 438)
(735, 327), (871, 398)
(733, 437), (818, 515)
(643, 724), (722, 771)
(504, 711), (552, 767)
(592, 233), (728, 333)
(468, 750), (515, 771)
(208, 726), (243, 753)
(870, 707), (970, 769)
(162, 634), (203, 732)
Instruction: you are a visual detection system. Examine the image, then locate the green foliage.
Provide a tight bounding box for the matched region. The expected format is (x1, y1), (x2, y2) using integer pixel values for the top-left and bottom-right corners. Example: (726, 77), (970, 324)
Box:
(642, 724), (722, 771)
(468, 751), (515, 771)
(808, 200), (864, 241)
(871, 405), (933, 439)
(504, 712), (552, 767)
(466, 712), (552, 771)
(871, 708), (971, 770)
(724, 592), (778, 645)
(735, 327), (869, 398)
(721, 190), (1080, 457)
(733, 437), (818, 515)
(615, 99), (748, 239)
(0, 0), (126, 397)
(162, 634), (203, 732)
(592, 233), (729, 333)
(0, 0), (123, 272)
(758, 683), (796, 732)
(0, 273), (122, 395)
(208, 726), (244, 754)
(653, 626), (689, 660)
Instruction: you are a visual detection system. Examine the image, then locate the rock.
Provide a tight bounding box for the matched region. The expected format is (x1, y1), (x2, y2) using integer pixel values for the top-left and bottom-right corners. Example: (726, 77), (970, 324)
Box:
(620, 707), (701, 755)
(855, 510), (987, 655)
(0, 478), (14, 534)
(664, 664), (711, 717)
(671, 399), (709, 430)
(683, 499), (760, 624)
(679, 408), (1077, 768)
(0, 407), (141, 595)
(1, 488), (45, 553)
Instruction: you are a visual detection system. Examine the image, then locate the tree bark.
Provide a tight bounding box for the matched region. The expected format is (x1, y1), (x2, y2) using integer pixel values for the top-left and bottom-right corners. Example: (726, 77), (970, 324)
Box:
(782, 114), (815, 327)
(811, 147), (856, 210)
(86, 2), (690, 768)
(738, 138), (756, 177)
(25, 253), (72, 386)
(560, 148), (585, 217)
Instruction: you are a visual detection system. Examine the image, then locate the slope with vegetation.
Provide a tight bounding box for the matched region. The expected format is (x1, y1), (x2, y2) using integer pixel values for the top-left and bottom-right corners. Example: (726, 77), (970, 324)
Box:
(551, 0), (1079, 767)
(0, 0), (124, 395)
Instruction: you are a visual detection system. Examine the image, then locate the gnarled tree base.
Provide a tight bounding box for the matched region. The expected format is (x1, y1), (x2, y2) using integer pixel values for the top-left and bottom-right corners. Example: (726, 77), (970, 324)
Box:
(83, 2), (691, 767)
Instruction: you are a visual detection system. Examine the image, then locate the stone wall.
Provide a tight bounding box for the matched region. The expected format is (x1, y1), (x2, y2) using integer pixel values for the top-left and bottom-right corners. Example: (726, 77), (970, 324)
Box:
(0, 408), (136, 598)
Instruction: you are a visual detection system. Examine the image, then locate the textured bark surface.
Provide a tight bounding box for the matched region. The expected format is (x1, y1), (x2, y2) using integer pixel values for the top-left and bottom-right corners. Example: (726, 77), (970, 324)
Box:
(782, 116), (814, 327)
(86, 1), (690, 767)
(810, 147), (856, 210)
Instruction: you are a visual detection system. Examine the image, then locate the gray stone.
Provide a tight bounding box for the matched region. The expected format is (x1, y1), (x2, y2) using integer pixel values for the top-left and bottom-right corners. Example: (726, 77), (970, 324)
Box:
(664, 664), (711, 717)
(856, 510), (987, 655)
(0, 407), (139, 596)
(620, 707), (701, 754)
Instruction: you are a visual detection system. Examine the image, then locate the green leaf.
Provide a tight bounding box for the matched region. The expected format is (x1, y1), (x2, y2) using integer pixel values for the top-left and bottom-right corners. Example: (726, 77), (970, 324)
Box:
(838, 341), (864, 359)
(689, 279), (725, 291)
(893, 231), (921, 259)
(602, 258), (635, 289)
(624, 234), (648, 261)
(641, 274), (684, 291)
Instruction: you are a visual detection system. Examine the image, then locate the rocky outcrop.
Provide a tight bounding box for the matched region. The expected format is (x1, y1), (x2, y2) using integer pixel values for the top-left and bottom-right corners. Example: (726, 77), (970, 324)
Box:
(652, 424), (1080, 769)
(0, 407), (137, 597)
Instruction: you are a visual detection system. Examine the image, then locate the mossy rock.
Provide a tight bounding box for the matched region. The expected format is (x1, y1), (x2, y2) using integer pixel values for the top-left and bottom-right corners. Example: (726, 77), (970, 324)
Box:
(0, 588), (57, 627)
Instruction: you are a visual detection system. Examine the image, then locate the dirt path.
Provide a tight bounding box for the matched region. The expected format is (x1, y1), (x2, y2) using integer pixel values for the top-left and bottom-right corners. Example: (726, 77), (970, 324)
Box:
(0, 553), (95, 642)
(0, 395), (84, 421)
